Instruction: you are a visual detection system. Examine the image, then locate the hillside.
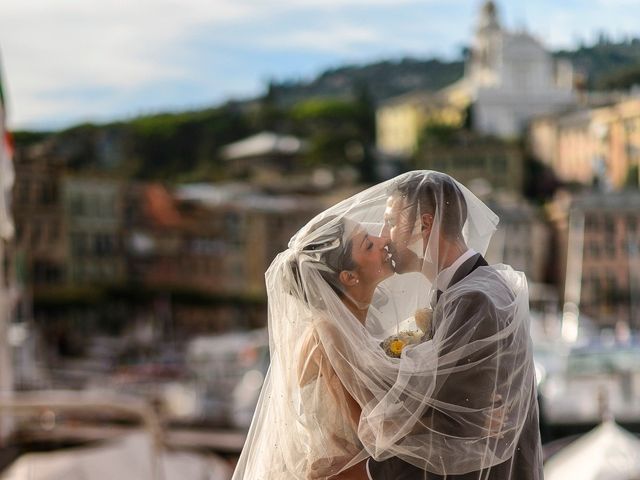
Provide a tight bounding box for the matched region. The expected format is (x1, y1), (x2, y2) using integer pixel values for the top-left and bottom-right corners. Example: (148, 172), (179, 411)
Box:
(14, 38), (640, 182)
(556, 37), (640, 88)
(266, 57), (465, 106)
(269, 37), (640, 104)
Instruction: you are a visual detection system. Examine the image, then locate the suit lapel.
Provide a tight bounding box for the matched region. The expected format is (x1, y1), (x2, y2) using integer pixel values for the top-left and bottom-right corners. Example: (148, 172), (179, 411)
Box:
(448, 253), (488, 289)
(430, 254), (488, 338)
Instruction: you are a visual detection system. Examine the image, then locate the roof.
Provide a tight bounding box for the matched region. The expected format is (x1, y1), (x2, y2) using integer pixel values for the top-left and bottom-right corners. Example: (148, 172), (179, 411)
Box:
(175, 182), (318, 213)
(572, 191), (640, 212)
(221, 132), (304, 160)
(143, 184), (182, 227)
(175, 183), (253, 206)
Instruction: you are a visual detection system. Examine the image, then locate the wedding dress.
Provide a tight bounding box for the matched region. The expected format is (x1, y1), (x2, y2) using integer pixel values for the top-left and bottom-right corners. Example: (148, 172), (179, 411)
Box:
(297, 336), (363, 477)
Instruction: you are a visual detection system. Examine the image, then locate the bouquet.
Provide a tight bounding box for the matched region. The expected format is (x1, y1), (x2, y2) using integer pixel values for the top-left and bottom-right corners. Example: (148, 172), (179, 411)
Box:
(381, 308), (433, 358)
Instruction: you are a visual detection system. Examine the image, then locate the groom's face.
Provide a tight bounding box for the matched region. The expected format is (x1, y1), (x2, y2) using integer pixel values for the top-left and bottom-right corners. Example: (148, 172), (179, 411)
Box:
(382, 194), (424, 274)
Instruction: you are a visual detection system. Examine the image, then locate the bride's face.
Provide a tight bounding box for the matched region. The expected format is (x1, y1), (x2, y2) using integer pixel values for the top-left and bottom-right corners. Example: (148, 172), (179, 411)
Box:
(382, 194), (425, 274)
(347, 228), (394, 288)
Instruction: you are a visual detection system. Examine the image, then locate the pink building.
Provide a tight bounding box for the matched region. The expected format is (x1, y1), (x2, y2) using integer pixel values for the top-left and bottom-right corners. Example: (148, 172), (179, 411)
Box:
(562, 191), (640, 329)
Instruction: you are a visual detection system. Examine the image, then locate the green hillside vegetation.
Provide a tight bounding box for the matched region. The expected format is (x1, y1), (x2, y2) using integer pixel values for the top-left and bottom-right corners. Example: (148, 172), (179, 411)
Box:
(14, 37), (640, 182)
(267, 57), (465, 105)
(555, 37), (640, 88)
(599, 64), (640, 90)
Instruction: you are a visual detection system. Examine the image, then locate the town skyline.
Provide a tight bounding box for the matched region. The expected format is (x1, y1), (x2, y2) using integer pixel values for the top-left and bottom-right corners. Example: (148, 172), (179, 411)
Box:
(1, 0), (639, 130)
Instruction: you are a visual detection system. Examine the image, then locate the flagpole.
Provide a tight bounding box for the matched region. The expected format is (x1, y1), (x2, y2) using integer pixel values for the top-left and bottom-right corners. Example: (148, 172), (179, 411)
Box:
(0, 47), (14, 445)
(0, 237), (12, 446)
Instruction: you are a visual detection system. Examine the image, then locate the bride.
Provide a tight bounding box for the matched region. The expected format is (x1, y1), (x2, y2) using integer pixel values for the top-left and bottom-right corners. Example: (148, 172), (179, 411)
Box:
(236, 214), (394, 479)
(294, 216), (395, 479)
(232, 171), (541, 480)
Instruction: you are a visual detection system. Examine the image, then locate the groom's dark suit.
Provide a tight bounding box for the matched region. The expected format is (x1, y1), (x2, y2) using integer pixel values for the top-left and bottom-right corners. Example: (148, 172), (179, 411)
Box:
(367, 254), (543, 480)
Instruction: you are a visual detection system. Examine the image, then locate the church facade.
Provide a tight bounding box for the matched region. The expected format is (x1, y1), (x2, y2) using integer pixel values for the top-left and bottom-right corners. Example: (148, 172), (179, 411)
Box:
(376, 1), (576, 156)
(467, 1), (575, 137)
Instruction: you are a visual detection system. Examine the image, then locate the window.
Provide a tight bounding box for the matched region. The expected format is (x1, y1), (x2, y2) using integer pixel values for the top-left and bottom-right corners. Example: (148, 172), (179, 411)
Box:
(604, 216), (615, 234)
(71, 195), (85, 216)
(31, 224), (41, 249)
(71, 233), (87, 256)
(94, 234), (114, 256)
(605, 239), (616, 258)
(39, 181), (58, 205)
(17, 181), (30, 204)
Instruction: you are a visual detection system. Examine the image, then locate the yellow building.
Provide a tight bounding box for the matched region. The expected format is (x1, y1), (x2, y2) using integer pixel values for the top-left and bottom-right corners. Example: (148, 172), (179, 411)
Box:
(593, 98), (640, 187)
(415, 139), (524, 193)
(376, 89), (469, 157)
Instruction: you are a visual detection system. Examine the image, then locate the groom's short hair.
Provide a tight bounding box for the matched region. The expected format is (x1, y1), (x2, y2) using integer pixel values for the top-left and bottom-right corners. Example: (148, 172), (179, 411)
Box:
(394, 172), (467, 239)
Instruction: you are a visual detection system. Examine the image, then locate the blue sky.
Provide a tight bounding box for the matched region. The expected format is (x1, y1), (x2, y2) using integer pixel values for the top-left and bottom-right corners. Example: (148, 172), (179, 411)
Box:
(1, 0), (639, 130)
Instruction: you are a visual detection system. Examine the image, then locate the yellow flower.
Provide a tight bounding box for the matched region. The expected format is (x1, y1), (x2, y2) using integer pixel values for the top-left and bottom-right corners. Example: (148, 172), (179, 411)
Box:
(381, 330), (422, 358)
(389, 339), (406, 356)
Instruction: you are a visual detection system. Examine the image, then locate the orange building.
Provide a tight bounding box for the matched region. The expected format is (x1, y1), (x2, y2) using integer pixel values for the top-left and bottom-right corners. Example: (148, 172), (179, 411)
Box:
(529, 97), (640, 189)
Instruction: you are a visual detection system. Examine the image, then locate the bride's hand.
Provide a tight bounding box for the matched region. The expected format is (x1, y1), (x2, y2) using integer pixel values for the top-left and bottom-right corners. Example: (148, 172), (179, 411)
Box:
(308, 455), (348, 479)
(308, 457), (368, 480)
(308, 433), (364, 479)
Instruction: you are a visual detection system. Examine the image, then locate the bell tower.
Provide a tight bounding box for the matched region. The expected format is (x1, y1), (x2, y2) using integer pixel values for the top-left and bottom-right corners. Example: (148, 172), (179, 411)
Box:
(467, 0), (502, 86)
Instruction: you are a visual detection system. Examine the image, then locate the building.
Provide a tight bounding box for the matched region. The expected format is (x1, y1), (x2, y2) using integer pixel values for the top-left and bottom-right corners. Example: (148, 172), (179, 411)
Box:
(175, 184), (322, 297)
(529, 109), (597, 186)
(593, 98), (640, 188)
(557, 191), (640, 329)
(376, 0), (575, 156)
(376, 90), (468, 158)
(529, 96), (640, 189)
(484, 193), (551, 286)
(221, 132), (306, 183)
(12, 145), (67, 288)
(464, 1), (574, 137)
(63, 176), (126, 286)
(124, 183), (190, 288)
(415, 137), (524, 193)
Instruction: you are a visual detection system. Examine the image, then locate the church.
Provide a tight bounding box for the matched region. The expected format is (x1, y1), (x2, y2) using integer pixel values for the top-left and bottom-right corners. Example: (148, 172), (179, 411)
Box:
(376, 0), (576, 156)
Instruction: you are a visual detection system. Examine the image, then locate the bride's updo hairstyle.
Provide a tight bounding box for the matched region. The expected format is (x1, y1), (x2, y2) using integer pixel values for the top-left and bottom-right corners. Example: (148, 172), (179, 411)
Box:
(286, 215), (359, 307)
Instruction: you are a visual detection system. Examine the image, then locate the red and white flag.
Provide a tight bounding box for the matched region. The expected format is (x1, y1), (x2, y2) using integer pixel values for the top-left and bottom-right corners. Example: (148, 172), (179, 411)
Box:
(0, 51), (15, 240)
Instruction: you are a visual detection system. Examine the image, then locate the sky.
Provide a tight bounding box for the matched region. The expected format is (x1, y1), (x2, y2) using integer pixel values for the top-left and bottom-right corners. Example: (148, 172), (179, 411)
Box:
(1, 0), (639, 131)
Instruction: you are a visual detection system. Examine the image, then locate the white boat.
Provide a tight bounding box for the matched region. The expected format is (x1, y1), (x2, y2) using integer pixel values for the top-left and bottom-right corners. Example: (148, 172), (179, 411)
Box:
(1, 432), (231, 480)
(0, 391), (233, 480)
(539, 343), (640, 425)
(545, 420), (640, 480)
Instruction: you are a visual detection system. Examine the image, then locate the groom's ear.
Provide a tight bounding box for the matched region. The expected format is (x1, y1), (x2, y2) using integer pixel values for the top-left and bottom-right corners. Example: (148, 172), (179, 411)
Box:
(339, 270), (359, 287)
(420, 213), (433, 232)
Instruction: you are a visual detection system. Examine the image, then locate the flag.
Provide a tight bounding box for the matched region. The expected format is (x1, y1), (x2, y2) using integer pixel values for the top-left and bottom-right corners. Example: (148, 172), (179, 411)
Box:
(0, 50), (15, 240)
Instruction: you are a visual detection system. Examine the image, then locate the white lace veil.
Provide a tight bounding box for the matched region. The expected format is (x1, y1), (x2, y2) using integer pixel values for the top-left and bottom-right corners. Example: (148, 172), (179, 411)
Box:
(232, 171), (539, 479)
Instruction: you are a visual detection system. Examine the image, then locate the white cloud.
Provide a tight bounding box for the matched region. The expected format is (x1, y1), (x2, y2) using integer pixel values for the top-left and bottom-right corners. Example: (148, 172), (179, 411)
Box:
(0, 0), (467, 127)
(261, 23), (383, 55)
(1, 0), (259, 127)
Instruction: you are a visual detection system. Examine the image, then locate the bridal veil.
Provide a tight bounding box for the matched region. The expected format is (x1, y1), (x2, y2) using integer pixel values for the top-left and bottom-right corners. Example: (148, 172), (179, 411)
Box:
(232, 171), (539, 479)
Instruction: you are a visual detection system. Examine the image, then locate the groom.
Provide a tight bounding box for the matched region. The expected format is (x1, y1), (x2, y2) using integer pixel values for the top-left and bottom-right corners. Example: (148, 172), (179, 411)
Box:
(367, 172), (543, 479)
